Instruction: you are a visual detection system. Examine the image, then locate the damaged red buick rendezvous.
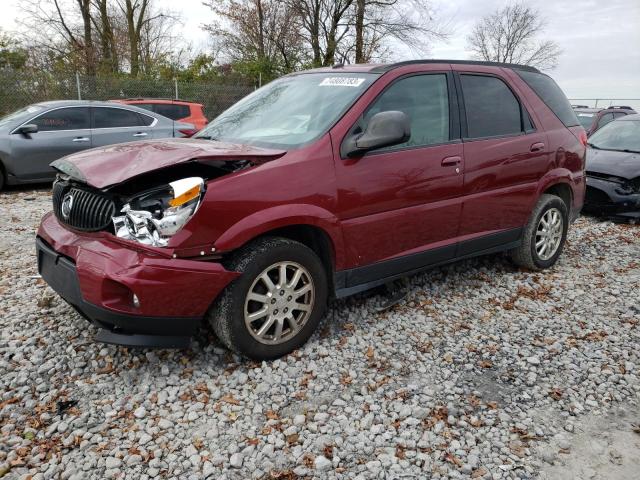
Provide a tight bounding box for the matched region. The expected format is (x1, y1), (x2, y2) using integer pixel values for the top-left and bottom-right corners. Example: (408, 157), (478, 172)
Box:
(36, 60), (586, 360)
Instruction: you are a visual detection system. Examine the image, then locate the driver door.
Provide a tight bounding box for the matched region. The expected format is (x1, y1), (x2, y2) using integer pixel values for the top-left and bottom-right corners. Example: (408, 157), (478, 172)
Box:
(333, 72), (464, 280)
(10, 107), (91, 180)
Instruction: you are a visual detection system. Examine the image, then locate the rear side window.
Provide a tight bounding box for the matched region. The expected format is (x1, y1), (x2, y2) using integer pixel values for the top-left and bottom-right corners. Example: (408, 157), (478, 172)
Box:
(93, 107), (144, 128)
(32, 108), (90, 131)
(516, 70), (579, 127)
(133, 103), (155, 112)
(154, 104), (190, 120)
(364, 74), (450, 149)
(460, 75), (522, 138)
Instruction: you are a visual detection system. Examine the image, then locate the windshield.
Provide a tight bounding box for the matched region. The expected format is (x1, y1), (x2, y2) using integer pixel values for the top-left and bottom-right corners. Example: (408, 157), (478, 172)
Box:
(0, 105), (45, 129)
(588, 119), (640, 153)
(575, 112), (595, 129)
(195, 73), (378, 148)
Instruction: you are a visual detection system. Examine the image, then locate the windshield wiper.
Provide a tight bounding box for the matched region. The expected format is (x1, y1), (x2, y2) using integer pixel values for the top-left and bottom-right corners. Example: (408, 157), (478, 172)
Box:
(587, 142), (600, 150)
(620, 149), (640, 154)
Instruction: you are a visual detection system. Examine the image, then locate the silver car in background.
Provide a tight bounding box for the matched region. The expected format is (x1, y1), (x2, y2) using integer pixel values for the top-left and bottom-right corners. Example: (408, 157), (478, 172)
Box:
(0, 100), (195, 189)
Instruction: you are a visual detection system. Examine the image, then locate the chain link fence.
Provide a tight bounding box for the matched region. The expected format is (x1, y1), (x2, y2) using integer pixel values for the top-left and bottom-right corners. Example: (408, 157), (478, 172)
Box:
(568, 98), (640, 111)
(0, 69), (257, 119)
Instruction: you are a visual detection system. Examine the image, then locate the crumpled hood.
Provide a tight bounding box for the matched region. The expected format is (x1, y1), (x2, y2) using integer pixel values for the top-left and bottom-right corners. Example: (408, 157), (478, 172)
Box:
(586, 148), (640, 179)
(51, 138), (286, 188)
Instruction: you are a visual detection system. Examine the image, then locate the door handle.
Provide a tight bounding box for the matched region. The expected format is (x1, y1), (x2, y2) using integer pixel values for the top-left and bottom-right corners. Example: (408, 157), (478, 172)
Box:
(72, 137), (90, 142)
(530, 142), (545, 152)
(441, 156), (462, 167)
(133, 132), (148, 137)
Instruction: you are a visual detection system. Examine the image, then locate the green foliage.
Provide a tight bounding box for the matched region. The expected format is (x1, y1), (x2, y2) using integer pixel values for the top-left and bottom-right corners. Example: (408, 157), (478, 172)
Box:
(0, 31), (28, 70)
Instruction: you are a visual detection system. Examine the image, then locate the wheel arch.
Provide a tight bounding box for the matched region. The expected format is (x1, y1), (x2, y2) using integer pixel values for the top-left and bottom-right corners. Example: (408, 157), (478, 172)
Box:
(213, 205), (346, 288)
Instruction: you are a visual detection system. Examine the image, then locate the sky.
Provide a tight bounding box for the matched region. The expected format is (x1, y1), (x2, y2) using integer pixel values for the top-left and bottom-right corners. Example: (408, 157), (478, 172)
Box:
(2, 0), (639, 108)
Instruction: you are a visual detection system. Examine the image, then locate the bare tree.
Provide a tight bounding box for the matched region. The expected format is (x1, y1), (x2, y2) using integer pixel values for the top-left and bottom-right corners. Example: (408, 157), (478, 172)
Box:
(203, 0), (304, 76)
(353, 0), (448, 63)
(467, 2), (561, 70)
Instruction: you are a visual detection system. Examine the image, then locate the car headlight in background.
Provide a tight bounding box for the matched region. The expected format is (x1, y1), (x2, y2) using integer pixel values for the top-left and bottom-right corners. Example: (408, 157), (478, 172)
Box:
(112, 177), (205, 247)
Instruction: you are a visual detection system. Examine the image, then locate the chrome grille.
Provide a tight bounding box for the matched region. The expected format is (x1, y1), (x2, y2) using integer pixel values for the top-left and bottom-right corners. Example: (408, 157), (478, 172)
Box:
(52, 181), (116, 232)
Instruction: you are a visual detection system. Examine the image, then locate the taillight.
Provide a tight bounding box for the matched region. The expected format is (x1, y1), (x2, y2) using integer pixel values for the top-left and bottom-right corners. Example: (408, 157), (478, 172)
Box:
(578, 129), (587, 147)
(179, 129), (198, 138)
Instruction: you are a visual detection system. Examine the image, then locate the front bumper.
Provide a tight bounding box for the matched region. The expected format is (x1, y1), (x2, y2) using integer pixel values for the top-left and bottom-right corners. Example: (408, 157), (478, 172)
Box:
(36, 213), (240, 347)
(584, 177), (640, 221)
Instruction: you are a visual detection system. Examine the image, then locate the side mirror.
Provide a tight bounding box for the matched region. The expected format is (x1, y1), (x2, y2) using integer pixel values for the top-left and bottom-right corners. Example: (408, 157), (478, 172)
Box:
(344, 111), (411, 157)
(16, 124), (38, 135)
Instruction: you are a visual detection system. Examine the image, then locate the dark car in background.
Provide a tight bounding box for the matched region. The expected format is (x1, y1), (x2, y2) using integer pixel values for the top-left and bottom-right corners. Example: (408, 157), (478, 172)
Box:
(0, 100), (195, 190)
(110, 98), (208, 133)
(584, 114), (640, 222)
(573, 105), (637, 137)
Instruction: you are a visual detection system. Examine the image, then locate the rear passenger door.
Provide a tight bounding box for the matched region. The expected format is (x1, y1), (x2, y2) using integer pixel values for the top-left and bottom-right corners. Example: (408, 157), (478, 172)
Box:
(90, 107), (155, 147)
(454, 67), (549, 250)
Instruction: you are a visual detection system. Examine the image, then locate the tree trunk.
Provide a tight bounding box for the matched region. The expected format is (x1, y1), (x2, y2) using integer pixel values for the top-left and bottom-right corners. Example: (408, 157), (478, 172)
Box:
(354, 0), (365, 63)
(256, 0), (265, 60)
(77, 0), (95, 75)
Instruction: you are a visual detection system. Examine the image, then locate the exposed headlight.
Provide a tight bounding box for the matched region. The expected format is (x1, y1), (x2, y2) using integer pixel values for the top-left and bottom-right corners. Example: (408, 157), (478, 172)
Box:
(112, 177), (205, 247)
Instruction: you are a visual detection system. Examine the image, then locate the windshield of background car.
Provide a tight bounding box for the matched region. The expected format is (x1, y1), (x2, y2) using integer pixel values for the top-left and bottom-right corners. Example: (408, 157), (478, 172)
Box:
(588, 119), (640, 153)
(0, 105), (45, 129)
(575, 112), (595, 129)
(195, 73), (379, 148)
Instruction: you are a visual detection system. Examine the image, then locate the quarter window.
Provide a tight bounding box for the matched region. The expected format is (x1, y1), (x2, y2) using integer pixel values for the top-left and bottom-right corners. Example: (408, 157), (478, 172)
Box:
(461, 75), (523, 139)
(363, 74), (450, 149)
(93, 107), (144, 129)
(154, 104), (190, 120)
(32, 108), (90, 131)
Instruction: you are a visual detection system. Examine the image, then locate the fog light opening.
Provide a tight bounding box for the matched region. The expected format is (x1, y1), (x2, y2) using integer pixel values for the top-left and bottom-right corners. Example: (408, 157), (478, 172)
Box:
(132, 294), (140, 308)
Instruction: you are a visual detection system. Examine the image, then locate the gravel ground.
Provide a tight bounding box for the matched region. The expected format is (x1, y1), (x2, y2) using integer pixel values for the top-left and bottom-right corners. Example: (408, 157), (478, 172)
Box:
(1, 187), (639, 480)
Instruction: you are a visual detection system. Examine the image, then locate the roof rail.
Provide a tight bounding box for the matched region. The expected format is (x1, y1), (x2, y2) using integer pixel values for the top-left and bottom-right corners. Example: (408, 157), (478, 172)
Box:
(571, 105), (590, 109)
(608, 105), (633, 110)
(370, 59), (541, 74)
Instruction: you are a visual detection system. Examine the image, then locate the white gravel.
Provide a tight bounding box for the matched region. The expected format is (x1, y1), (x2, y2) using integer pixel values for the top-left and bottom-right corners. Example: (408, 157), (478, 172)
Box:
(1, 187), (639, 480)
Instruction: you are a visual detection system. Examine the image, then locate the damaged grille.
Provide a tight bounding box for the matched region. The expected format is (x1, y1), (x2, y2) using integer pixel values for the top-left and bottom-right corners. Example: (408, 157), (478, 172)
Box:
(53, 180), (117, 232)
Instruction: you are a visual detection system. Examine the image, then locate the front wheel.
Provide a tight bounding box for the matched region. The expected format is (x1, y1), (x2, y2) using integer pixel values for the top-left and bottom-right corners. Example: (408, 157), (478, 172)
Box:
(207, 237), (328, 360)
(510, 194), (569, 270)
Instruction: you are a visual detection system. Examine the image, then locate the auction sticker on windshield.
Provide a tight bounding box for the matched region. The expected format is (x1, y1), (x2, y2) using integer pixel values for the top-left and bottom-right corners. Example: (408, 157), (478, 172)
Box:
(319, 77), (366, 87)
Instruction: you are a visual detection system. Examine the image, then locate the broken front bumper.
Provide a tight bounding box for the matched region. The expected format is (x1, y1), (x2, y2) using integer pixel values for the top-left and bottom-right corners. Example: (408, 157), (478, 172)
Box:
(584, 177), (640, 221)
(36, 212), (240, 348)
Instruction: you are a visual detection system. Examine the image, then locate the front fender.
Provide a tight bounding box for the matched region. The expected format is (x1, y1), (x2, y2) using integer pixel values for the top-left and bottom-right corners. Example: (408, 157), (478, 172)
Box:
(213, 204), (347, 270)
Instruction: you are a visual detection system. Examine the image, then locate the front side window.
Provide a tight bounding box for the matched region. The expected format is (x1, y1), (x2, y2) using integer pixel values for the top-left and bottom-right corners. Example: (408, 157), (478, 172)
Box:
(597, 112), (614, 129)
(93, 107), (143, 129)
(32, 107), (90, 132)
(461, 75), (522, 138)
(588, 120), (640, 153)
(195, 73), (378, 148)
(362, 74), (450, 149)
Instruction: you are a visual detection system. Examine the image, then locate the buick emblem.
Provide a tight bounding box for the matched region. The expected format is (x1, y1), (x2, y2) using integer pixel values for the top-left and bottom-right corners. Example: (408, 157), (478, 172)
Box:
(61, 193), (74, 219)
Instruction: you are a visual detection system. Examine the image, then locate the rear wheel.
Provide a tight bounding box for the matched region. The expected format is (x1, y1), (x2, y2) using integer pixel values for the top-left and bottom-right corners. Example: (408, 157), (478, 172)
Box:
(510, 194), (568, 270)
(207, 237), (328, 360)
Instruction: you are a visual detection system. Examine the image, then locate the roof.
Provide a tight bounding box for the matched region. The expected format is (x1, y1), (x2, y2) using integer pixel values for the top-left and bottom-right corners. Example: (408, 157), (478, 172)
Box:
(617, 113), (640, 121)
(110, 98), (203, 106)
(300, 59), (541, 74)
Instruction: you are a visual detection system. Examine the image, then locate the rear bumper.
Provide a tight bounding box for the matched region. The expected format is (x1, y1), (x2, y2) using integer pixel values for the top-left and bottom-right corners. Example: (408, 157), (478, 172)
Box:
(36, 213), (240, 347)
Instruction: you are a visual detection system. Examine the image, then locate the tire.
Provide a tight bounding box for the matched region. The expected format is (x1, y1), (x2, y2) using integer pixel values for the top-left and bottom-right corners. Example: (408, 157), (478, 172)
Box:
(0, 167), (5, 191)
(510, 194), (569, 270)
(207, 237), (328, 360)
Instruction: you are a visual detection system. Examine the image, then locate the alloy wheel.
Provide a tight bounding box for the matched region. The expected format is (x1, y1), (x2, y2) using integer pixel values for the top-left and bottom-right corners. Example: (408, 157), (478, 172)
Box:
(535, 207), (563, 261)
(244, 261), (315, 345)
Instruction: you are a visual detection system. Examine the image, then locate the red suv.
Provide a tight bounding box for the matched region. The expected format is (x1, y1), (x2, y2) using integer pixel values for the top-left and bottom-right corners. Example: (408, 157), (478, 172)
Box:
(37, 60), (586, 359)
(110, 98), (208, 132)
